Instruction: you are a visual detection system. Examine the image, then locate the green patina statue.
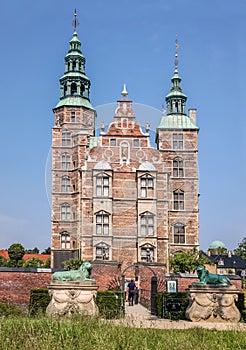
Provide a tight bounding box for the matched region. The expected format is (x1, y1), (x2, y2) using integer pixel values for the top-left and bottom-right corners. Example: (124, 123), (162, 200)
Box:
(52, 261), (94, 282)
(193, 266), (231, 286)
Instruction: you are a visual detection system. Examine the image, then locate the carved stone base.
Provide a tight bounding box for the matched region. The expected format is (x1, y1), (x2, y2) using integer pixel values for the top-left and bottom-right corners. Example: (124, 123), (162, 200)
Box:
(46, 281), (99, 317)
(185, 285), (241, 322)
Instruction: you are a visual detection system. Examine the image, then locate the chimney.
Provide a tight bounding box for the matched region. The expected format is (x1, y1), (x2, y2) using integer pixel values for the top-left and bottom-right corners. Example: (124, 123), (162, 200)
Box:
(189, 109), (197, 124)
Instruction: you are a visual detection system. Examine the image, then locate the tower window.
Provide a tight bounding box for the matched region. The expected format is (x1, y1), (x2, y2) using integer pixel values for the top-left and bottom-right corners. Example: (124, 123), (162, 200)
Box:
(62, 132), (71, 146)
(60, 232), (70, 249)
(173, 190), (184, 210)
(173, 133), (183, 149)
(173, 223), (185, 244)
(71, 83), (77, 96)
(61, 203), (71, 221)
(61, 153), (70, 170)
(173, 158), (184, 177)
(71, 111), (75, 123)
(61, 176), (70, 193)
(96, 211), (109, 235)
(140, 175), (154, 198)
(96, 175), (109, 197)
(140, 212), (154, 236)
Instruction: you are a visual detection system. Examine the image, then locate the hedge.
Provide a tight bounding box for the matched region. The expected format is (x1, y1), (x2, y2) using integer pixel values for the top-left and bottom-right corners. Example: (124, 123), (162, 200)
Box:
(157, 292), (189, 320)
(29, 288), (51, 317)
(96, 290), (125, 319)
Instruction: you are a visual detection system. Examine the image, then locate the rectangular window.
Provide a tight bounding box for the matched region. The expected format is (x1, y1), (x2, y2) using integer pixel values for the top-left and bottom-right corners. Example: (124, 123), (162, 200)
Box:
(173, 133), (183, 149)
(140, 214), (154, 236)
(96, 214), (109, 235)
(61, 205), (71, 221)
(61, 154), (70, 169)
(96, 176), (109, 197)
(110, 139), (116, 146)
(62, 132), (71, 146)
(174, 225), (185, 244)
(71, 111), (75, 122)
(174, 191), (184, 210)
(133, 139), (139, 147)
(173, 159), (184, 177)
(140, 177), (154, 198)
(61, 233), (70, 249)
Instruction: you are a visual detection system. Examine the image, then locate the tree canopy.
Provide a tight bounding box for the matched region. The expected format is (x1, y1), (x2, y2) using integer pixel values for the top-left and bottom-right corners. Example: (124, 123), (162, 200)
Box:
(169, 249), (211, 274)
(8, 243), (25, 265)
(234, 237), (246, 260)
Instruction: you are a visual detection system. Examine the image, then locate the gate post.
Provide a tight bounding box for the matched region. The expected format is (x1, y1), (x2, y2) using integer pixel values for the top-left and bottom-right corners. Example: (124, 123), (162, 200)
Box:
(151, 275), (158, 316)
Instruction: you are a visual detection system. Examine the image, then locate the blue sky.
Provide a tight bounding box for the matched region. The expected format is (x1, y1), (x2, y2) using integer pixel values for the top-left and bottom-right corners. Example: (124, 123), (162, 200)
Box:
(0, 0), (245, 252)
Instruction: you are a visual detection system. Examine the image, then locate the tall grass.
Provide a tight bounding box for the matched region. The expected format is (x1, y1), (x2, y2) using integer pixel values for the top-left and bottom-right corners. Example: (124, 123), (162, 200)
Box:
(0, 316), (245, 350)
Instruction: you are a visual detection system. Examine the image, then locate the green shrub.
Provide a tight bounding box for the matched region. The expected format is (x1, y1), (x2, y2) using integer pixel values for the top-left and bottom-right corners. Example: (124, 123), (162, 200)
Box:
(43, 257), (51, 268)
(23, 257), (44, 268)
(29, 288), (51, 317)
(236, 292), (246, 322)
(0, 256), (7, 267)
(8, 243), (25, 266)
(62, 258), (83, 270)
(96, 290), (125, 319)
(0, 302), (23, 317)
(157, 292), (189, 320)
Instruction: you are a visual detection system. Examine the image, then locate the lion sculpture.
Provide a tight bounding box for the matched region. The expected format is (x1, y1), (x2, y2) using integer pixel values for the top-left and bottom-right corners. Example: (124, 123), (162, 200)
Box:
(52, 261), (93, 282)
(193, 266), (231, 286)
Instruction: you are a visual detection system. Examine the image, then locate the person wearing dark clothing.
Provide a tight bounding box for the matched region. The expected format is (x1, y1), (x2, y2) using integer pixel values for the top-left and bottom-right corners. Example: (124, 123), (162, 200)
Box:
(127, 279), (136, 306)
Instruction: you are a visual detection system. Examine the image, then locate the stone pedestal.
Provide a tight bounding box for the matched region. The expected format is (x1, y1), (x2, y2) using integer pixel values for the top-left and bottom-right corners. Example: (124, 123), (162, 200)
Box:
(46, 281), (99, 317)
(185, 285), (241, 322)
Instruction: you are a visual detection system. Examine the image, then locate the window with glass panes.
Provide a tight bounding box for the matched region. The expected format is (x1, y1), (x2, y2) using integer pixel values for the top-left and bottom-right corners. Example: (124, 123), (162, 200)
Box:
(173, 190), (184, 210)
(173, 223), (185, 243)
(61, 153), (70, 170)
(61, 232), (70, 249)
(140, 212), (154, 236)
(62, 131), (71, 146)
(140, 176), (154, 198)
(173, 158), (184, 177)
(173, 133), (183, 149)
(61, 176), (70, 192)
(96, 212), (109, 235)
(96, 175), (109, 196)
(71, 111), (75, 122)
(61, 203), (71, 220)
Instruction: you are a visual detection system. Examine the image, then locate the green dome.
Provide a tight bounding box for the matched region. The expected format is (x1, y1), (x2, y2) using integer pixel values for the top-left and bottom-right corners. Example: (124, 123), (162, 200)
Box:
(209, 240), (226, 249)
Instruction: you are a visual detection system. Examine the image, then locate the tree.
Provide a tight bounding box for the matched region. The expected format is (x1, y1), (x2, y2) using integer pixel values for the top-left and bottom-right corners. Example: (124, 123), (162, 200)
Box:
(62, 258), (83, 270)
(25, 247), (40, 254)
(0, 256), (7, 267)
(169, 249), (211, 274)
(23, 257), (44, 268)
(234, 237), (246, 260)
(8, 243), (25, 266)
(41, 247), (51, 255)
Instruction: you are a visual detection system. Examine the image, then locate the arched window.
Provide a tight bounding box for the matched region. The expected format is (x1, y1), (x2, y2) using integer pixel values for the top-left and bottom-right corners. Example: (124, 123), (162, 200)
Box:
(173, 157), (184, 177)
(60, 232), (70, 249)
(61, 153), (70, 170)
(140, 212), (154, 236)
(173, 189), (184, 210)
(173, 223), (185, 244)
(61, 203), (71, 221)
(95, 211), (109, 235)
(61, 176), (70, 192)
(71, 82), (77, 95)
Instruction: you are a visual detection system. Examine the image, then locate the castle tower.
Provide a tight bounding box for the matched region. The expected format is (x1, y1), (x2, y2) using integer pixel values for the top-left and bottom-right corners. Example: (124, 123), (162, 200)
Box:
(51, 11), (96, 267)
(156, 41), (199, 263)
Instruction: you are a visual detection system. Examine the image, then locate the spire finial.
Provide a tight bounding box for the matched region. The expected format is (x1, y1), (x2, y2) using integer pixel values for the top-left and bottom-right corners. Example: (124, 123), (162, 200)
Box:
(174, 36), (179, 69)
(122, 83), (128, 96)
(72, 9), (79, 32)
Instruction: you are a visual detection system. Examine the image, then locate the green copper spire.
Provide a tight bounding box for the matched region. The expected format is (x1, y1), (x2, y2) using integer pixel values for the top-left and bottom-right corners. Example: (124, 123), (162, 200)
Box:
(165, 39), (187, 115)
(55, 10), (94, 109)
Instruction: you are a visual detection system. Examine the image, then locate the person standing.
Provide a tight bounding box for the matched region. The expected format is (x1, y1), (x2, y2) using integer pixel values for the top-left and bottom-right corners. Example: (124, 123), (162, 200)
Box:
(127, 279), (136, 306)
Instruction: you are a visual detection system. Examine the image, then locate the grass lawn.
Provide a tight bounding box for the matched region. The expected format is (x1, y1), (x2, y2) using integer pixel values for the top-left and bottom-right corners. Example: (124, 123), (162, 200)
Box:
(0, 316), (245, 350)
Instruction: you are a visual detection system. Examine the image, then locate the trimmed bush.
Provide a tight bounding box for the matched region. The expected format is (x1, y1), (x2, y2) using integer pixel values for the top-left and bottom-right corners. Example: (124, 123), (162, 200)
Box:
(157, 292), (189, 320)
(29, 288), (51, 317)
(96, 290), (125, 319)
(236, 292), (246, 322)
(0, 302), (23, 317)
